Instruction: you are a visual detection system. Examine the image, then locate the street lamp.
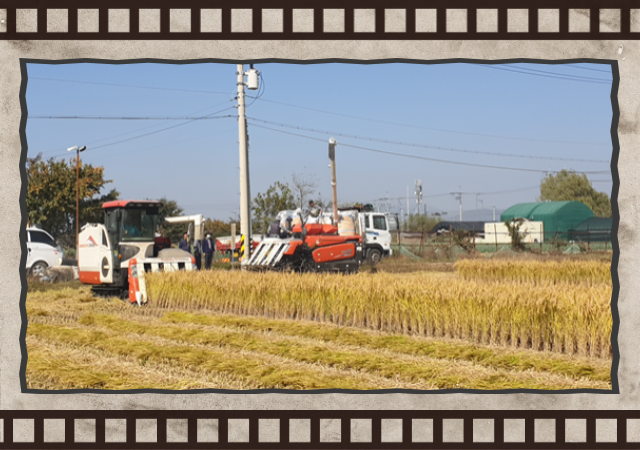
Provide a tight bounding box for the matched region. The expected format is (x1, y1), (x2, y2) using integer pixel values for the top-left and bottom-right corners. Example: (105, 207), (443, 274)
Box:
(67, 145), (87, 254)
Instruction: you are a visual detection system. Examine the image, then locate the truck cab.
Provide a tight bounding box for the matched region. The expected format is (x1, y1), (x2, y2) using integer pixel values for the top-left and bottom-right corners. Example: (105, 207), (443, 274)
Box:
(358, 212), (393, 264)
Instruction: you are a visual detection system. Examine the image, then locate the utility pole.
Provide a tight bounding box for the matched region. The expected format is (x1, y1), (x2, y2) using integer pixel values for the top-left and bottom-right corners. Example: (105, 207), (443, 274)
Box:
(67, 145), (86, 252)
(454, 192), (463, 221)
(406, 186), (410, 224)
(236, 64), (259, 262)
(328, 138), (338, 223)
(493, 206), (496, 221)
(415, 180), (422, 216)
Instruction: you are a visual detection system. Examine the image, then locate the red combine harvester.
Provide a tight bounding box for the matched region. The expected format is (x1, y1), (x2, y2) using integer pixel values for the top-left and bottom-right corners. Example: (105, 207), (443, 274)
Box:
(245, 222), (363, 273)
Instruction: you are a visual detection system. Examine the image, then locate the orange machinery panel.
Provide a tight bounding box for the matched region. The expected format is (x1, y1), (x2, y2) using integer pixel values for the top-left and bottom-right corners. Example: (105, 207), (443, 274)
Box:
(283, 240), (304, 255)
(305, 234), (361, 249)
(128, 258), (140, 304)
(295, 223), (340, 236)
(78, 270), (101, 284)
(312, 243), (356, 263)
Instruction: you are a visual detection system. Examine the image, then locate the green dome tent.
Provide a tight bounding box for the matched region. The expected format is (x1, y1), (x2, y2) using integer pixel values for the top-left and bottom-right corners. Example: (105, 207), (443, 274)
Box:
(573, 217), (613, 242)
(500, 201), (594, 241)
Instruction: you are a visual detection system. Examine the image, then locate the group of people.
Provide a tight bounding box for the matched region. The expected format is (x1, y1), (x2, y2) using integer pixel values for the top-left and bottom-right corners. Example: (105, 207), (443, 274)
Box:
(267, 200), (324, 239)
(178, 232), (216, 270)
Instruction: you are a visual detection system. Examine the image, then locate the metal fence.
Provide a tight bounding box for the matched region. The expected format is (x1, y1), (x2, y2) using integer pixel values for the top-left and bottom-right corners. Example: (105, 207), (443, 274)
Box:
(392, 229), (614, 258)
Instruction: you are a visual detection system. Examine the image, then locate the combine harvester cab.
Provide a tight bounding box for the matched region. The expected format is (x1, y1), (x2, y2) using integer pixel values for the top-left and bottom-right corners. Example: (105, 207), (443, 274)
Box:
(77, 200), (196, 305)
(246, 222), (364, 273)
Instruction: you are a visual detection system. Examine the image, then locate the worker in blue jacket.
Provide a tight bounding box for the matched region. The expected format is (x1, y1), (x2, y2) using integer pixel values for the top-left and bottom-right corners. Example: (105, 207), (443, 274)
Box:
(179, 233), (190, 253)
(202, 233), (216, 270)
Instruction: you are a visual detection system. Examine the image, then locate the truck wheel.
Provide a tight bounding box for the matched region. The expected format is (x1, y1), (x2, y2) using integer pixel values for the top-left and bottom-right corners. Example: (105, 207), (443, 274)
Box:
(367, 249), (382, 265)
(30, 261), (48, 276)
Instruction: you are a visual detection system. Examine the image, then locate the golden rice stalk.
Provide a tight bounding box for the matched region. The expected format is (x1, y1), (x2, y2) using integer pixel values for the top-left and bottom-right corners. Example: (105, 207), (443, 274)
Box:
(455, 259), (611, 286)
(145, 270), (612, 358)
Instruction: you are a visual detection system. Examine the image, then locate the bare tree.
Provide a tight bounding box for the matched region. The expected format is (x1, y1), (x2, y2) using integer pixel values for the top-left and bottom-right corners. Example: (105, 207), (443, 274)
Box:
(291, 172), (319, 210)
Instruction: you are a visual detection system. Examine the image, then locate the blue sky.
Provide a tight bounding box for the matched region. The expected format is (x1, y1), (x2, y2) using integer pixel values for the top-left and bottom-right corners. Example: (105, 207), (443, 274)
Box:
(25, 62), (614, 221)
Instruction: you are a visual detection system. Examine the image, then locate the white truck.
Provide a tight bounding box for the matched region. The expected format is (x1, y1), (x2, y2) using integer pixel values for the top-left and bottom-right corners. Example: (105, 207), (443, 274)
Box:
(337, 209), (393, 264)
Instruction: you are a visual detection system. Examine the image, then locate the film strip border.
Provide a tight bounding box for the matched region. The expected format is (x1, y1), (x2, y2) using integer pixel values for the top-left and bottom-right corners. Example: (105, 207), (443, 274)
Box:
(0, 411), (639, 449)
(1, 1), (640, 40)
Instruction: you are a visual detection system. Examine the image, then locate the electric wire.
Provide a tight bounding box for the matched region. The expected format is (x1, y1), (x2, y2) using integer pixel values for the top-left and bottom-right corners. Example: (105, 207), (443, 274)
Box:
(566, 65), (612, 74)
(250, 122), (611, 175)
(247, 117), (610, 164)
(475, 64), (612, 85)
(246, 97), (609, 146)
(373, 185), (541, 202)
(32, 98), (237, 156)
(28, 77), (235, 95)
(479, 64), (612, 82)
(91, 126), (237, 160)
(48, 108), (235, 157)
(30, 115), (234, 120)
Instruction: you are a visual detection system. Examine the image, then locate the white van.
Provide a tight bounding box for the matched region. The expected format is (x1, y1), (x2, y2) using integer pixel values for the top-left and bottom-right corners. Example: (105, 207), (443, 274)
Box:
(26, 228), (64, 275)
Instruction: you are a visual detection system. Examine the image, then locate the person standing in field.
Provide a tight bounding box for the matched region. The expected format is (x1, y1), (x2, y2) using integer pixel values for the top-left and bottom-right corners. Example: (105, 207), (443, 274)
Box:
(203, 233), (216, 270)
(193, 239), (202, 270)
(179, 233), (190, 253)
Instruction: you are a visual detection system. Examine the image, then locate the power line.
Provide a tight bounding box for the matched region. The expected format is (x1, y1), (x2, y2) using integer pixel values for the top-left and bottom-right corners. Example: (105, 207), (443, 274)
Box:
(475, 64), (611, 85)
(30, 115), (234, 120)
(250, 123), (610, 175)
(33, 99), (236, 156)
(28, 77), (235, 95)
(48, 109), (235, 157)
(89, 126), (237, 160)
(374, 178), (611, 203)
(481, 64), (611, 82)
(247, 117), (610, 164)
(247, 97), (609, 146)
(564, 65), (611, 74)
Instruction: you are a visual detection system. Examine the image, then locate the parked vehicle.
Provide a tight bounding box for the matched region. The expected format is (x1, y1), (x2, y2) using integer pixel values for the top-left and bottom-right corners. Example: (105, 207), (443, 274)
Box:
(215, 235), (262, 255)
(345, 208), (393, 264)
(26, 228), (64, 275)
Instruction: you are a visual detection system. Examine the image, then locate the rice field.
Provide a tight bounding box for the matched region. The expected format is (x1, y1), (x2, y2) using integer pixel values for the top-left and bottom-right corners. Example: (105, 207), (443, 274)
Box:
(25, 258), (613, 390)
(455, 259), (612, 286)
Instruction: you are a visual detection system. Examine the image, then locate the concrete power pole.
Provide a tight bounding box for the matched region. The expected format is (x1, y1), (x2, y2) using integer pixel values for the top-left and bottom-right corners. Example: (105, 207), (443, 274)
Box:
(454, 192), (463, 222)
(406, 186), (410, 224)
(237, 64), (252, 261)
(328, 138), (338, 223)
(415, 180), (422, 216)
